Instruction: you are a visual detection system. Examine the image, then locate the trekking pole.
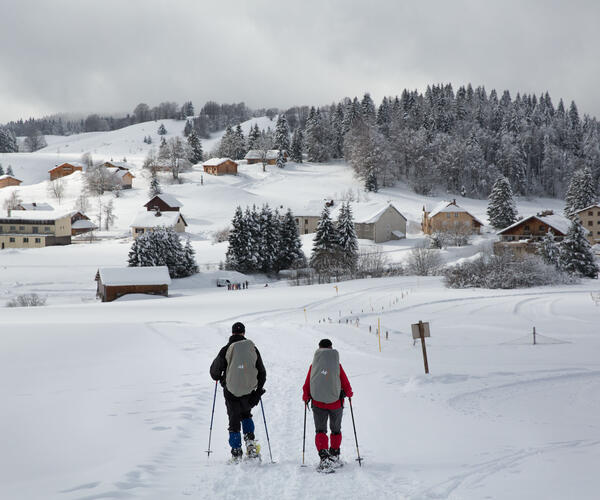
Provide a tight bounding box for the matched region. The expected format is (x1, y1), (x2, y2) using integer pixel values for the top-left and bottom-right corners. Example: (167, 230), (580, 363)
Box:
(260, 398), (274, 463)
(301, 402), (308, 466)
(349, 398), (363, 466)
(206, 380), (218, 458)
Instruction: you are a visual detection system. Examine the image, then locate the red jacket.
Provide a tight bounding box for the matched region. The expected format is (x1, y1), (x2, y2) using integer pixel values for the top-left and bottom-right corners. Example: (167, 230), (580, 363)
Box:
(302, 364), (353, 409)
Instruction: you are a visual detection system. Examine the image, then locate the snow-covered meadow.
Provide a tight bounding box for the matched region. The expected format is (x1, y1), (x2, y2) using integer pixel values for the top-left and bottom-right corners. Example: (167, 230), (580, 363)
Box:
(1, 119), (599, 499)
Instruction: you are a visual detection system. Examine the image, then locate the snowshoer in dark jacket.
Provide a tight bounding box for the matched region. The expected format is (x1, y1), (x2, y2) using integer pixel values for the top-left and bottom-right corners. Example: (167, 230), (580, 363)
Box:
(302, 338), (353, 470)
(210, 322), (266, 461)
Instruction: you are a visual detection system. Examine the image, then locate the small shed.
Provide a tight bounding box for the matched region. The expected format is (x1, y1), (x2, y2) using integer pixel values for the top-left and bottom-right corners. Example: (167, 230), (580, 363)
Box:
(96, 266), (171, 302)
(144, 193), (183, 212)
(49, 163), (84, 180)
(0, 175), (22, 189)
(202, 158), (238, 176)
(106, 167), (135, 189)
(70, 211), (96, 235)
(422, 200), (483, 235)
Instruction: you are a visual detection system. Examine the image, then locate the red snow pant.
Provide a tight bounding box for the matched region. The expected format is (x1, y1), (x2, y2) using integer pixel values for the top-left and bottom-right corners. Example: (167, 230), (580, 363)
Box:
(312, 406), (343, 451)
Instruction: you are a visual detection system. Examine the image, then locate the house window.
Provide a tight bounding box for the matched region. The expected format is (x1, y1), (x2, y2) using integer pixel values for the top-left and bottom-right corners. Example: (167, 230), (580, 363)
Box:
(589, 211), (593, 216)
(10, 226), (16, 231)
(33, 227), (38, 233)
(454, 212), (459, 218)
(295, 218), (299, 225)
(35, 238), (41, 243)
(9, 237), (15, 243)
(304, 229), (308, 234)
(446, 213), (451, 218)
(23, 237), (29, 243)
(539, 225), (544, 231)
(44, 227), (51, 232)
(304, 219), (308, 224)
(0, 226), (2, 232)
(135, 228), (144, 233)
(589, 221), (594, 227)
(524, 225), (530, 231)
(19, 226), (25, 231)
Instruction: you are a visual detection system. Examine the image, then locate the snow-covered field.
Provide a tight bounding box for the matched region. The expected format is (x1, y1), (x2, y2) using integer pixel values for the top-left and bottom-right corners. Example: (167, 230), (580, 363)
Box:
(1, 119), (599, 499)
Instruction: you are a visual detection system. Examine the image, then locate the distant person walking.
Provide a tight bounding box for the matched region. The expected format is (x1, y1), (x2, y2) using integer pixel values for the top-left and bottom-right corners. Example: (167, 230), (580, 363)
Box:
(302, 339), (353, 472)
(210, 322), (266, 462)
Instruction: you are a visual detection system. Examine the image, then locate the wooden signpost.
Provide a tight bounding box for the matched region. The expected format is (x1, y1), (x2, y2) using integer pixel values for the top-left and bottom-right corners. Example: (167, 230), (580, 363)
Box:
(411, 320), (430, 374)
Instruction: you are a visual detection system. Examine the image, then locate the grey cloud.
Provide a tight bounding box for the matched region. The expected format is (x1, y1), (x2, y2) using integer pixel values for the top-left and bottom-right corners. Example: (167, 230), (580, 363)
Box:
(1, 0), (599, 122)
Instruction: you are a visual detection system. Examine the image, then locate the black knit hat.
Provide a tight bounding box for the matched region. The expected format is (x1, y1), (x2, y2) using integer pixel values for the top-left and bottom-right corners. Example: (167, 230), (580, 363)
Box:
(232, 322), (245, 334)
(319, 338), (332, 348)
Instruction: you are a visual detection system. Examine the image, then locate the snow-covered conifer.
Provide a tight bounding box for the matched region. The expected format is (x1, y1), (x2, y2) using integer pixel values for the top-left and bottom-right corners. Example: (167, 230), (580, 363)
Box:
(187, 129), (203, 164)
(336, 202), (359, 272)
(559, 218), (598, 278)
(365, 169), (378, 192)
(247, 124), (260, 151)
(274, 114), (290, 152)
(6, 165), (14, 176)
(0, 164), (4, 175)
(564, 167), (597, 216)
(278, 209), (306, 270)
(157, 123), (167, 135)
(537, 231), (560, 267)
(258, 204), (281, 273)
(0, 127), (18, 153)
(276, 149), (286, 169)
(290, 128), (303, 163)
(310, 206), (341, 275)
(487, 176), (518, 229)
(148, 171), (161, 197)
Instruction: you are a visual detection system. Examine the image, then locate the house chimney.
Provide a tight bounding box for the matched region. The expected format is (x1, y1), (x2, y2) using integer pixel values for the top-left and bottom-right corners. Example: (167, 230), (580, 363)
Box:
(537, 209), (554, 217)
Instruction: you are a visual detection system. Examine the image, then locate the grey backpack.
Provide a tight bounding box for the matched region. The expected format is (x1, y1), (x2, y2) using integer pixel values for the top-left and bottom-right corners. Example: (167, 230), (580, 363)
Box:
(225, 339), (259, 397)
(309, 348), (341, 404)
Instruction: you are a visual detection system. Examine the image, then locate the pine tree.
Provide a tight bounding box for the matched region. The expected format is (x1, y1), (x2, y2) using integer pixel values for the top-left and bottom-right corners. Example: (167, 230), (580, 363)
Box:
(290, 128), (303, 162)
(278, 209), (306, 270)
(6, 165), (14, 176)
(187, 129), (204, 164)
(234, 124), (246, 159)
(0, 127), (18, 153)
(564, 167), (597, 216)
(336, 202), (358, 272)
(487, 176), (518, 228)
(0, 164), (4, 175)
(148, 171), (161, 197)
(537, 231), (560, 267)
(559, 218), (598, 278)
(276, 149), (286, 168)
(225, 206), (247, 271)
(247, 124), (260, 151)
(365, 169), (378, 192)
(304, 107), (330, 162)
(258, 204), (281, 273)
(183, 238), (199, 275)
(157, 123), (167, 135)
(274, 114), (290, 152)
(310, 206), (341, 275)
(183, 120), (193, 137)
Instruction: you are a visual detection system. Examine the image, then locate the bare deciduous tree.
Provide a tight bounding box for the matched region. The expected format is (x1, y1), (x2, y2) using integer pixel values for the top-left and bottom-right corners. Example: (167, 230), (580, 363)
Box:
(48, 179), (66, 204)
(407, 243), (443, 276)
(3, 190), (22, 213)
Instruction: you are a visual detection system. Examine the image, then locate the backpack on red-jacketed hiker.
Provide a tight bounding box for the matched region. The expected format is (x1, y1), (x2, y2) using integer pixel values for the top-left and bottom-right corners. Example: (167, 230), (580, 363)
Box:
(309, 348), (341, 404)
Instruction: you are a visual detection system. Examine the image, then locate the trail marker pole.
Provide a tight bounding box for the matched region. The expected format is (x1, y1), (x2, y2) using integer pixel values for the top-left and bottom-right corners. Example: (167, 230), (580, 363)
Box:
(304, 308), (307, 324)
(533, 326), (536, 345)
(377, 318), (382, 352)
(334, 285), (339, 296)
(411, 321), (430, 374)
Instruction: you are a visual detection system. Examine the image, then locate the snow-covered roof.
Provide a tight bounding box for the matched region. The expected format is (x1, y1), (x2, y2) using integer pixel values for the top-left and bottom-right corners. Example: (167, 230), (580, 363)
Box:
(203, 157), (237, 167)
(106, 167), (134, 179)
(130, 210), (185, 228)
(293, 200), (406, 224)
(16, 202), (54, 211)
(426, 200), (485, 225)
(104, 161), (130, 170)
(97, 266), (171, 286)
(0, 210), (72, 221)
(573, 204), (600, 214)
(244, 149), (284, 160)
(145, 193), (183, 208)
(49, 162), (84, 172)
(497, 213), (584, 236)
(0, 175), (21, 182)
(72, 219), (97, 229)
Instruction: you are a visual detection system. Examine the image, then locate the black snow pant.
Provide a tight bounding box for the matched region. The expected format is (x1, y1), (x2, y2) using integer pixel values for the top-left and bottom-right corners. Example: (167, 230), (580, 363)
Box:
(225, 394), (253, 433)
(312, 406), (343, 434)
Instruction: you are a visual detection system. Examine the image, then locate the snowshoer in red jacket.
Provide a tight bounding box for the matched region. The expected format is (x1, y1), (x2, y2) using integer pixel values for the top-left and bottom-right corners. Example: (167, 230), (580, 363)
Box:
(302, 338), (353, 470)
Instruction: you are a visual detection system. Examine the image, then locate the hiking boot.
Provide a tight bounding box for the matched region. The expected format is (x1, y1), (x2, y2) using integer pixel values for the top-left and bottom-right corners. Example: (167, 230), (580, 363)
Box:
(317, 449), (334, 472)
(329, 447), (343, 467)
(244, 433), (261, 459)
(228, 447), (243, 464)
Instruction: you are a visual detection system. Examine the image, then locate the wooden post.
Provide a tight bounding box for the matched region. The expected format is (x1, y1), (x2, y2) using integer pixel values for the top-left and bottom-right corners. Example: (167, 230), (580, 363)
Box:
(419, 320), (429, 374)
(304, 308), (307, 324)
(533, 326), (536, 345)
(378, 318), (382, 352)
(386, 330), (389, 340)
(369, 325), (371, 333)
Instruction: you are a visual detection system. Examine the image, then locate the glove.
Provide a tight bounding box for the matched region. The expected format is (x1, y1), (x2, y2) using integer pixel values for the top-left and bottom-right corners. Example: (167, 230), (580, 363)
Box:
(303, 396), (311, 405)
(249, 388), (265, 407)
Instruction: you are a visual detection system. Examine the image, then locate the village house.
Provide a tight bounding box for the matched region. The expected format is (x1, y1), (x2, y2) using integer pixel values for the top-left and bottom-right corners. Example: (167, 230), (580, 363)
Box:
(572, 204), (600, 245)
(15, 202), (54, 211)
(130, 210), (187, 238)
(202, 158), (238, 176)
(294, 200), (407, 243)
(102, 161), (130, 171)
(48, 162), (84, 181)
(422, 200), (483, 235)
(95, 266), (171, 302)
(105, 167), (135, 189)
(70, 211), (96, 236)
(0, 210), (72, 249)
(494, 210), (586, 256)
(144, 193), (183, 212)
(244, 149), (287, 165)
(0, 175), (22, 189)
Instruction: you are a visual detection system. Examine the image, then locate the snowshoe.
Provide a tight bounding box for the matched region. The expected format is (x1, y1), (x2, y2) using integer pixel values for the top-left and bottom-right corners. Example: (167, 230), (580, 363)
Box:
(316, 449), (335, 474)
(328, 448), (344, 469)
(244, 434), (262, 461)
(227, 447), (243, 465)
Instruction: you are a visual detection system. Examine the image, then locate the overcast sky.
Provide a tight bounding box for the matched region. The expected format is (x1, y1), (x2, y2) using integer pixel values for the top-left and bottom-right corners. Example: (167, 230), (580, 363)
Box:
(1, 0), (599, 123)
